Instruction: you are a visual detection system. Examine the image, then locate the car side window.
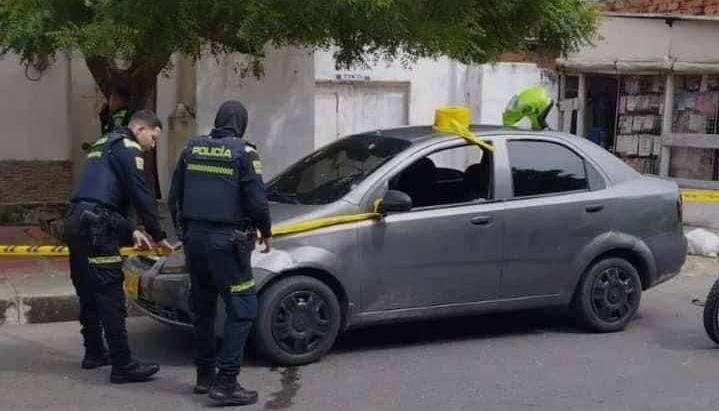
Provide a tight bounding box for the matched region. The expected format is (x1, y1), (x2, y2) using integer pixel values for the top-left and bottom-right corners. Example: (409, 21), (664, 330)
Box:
(388, 144), (493, 209)
(508, 140), (589, 198)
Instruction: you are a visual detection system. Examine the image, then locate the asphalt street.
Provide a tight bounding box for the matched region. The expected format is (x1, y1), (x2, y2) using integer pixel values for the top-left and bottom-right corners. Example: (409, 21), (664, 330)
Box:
(2, 262), (719, 411)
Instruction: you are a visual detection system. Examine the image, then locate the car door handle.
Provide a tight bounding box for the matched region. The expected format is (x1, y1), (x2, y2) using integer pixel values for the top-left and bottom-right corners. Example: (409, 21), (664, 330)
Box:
(585, 204), (604, 213)
(470, 216), (494, 226)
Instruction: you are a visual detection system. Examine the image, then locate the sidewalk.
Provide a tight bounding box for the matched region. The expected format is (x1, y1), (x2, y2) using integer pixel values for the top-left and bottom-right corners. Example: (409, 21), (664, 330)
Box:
(0, 226), (78, 325)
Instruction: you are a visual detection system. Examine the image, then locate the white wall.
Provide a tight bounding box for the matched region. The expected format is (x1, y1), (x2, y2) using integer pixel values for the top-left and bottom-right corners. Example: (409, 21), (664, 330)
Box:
(0, 54), (72, 160)
(68, 55), (105, 180)
(478, 63), (559, 129)
(315, 52), (556, 130)
(315, 52), (476, 125)
(670, 19), (719, 63)
(196, 47), (316, 179)
(568, 16), (719, 64)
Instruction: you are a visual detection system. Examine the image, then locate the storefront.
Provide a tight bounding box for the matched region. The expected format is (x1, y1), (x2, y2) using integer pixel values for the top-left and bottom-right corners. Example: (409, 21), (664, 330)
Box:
(557, 13), (719, 189)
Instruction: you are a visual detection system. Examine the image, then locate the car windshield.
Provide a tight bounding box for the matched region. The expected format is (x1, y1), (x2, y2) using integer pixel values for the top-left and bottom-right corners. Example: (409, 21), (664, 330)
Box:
(267, 134), (412, 205)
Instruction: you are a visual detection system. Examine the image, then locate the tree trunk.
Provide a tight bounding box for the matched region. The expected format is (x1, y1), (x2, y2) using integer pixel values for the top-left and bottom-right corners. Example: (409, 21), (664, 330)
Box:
(84, 57), (163, 199)
(129, 76), (161, 200)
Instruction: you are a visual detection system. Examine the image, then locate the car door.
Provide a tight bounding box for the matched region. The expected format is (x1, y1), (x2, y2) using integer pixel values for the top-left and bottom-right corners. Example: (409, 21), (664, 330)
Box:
(358, 142), (504, 312)
(499, 138), (609, 299)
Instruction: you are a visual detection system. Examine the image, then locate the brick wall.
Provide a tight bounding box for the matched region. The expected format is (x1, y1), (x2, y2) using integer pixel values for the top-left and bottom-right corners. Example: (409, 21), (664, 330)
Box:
(0, 161), (72, 204)
(601, 0), (719, 15)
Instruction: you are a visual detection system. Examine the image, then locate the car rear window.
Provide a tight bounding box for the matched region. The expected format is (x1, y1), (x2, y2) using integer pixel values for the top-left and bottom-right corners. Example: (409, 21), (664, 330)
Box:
(267, 134), (412, 205)
(508, 140), (589, 197)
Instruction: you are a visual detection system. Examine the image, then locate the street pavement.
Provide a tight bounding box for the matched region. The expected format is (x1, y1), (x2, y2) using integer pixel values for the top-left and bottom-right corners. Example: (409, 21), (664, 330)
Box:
(1, 262), (719, 411)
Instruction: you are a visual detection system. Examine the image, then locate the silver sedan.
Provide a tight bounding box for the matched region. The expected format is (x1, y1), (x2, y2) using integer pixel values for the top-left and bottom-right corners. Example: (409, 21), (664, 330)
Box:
(123, 125), (687, 365)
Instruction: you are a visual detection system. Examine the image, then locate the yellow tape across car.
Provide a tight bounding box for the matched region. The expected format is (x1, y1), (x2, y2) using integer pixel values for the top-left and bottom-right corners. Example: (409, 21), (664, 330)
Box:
(270, 212), (383, 237)
(432, 106), (496, 153)
(269, 105), (496, 238)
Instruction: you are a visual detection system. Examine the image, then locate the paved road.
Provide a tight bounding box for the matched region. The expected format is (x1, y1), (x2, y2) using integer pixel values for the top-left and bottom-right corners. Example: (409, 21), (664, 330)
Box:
(2, 266), (719, 411)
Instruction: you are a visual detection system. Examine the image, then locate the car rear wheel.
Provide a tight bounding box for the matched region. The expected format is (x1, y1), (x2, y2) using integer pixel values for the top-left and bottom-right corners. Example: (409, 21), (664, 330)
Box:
(253, 276), (341, 366)
(573, 257), (642, 332)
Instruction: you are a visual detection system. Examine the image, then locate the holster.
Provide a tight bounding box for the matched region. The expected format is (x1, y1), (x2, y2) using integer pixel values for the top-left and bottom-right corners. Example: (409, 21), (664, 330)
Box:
(230, 227), (256, 256)
(80, 209), (132, 246)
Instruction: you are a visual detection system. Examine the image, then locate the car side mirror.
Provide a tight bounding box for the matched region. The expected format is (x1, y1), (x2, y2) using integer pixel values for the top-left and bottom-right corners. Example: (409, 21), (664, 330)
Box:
(376, 190), (413, 215)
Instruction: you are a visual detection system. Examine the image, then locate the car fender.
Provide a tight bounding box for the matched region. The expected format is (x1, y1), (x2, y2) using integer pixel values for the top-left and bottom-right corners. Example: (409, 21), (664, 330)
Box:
(252, 245), (344, 290)
(568, 231), (656, 298)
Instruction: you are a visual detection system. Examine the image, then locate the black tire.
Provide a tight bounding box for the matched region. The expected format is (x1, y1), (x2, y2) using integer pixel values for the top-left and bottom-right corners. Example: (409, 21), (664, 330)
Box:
(573, 257), (642, 332)
(253, 276), (341, 366)
(702, 277), (719, 345)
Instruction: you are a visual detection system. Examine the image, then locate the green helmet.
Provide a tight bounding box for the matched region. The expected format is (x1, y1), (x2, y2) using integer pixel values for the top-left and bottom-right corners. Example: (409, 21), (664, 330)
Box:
(502, 86), (553, 130)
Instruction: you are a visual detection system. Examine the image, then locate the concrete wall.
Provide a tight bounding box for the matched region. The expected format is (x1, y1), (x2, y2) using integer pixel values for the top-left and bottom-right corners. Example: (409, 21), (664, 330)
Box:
(67, 55), (105, 181)
(0, 54), (72, 161)
(315, 52), (475, 125)
(0, 54), (75, 205)
(670, 19), (719, 62)
(477, 63), (559, 129)
(0, 47), (556, 202)
(569, 16), (719, 64)
(195, 48), (316, 180)
(315, 52), (556, 130)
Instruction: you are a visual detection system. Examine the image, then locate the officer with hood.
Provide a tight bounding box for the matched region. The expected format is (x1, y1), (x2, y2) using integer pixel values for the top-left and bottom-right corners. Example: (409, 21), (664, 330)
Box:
(168, 100), (271, 406)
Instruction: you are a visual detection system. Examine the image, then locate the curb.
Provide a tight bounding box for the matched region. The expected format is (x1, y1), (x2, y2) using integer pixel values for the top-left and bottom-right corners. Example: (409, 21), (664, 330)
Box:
(1, 293), (142, 326)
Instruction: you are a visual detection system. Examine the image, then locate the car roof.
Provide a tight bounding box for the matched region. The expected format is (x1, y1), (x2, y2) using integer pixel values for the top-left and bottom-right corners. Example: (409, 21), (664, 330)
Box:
(372, 124), (573, 141)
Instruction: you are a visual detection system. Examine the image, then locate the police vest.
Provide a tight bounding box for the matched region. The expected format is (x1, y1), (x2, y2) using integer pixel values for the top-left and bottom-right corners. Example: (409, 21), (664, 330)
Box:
(182, 136), (247, 224)
(70, 132), (141, 210)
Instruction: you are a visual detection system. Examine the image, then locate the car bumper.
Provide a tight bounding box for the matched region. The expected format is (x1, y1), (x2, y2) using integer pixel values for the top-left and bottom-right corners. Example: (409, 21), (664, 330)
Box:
(645, 229), (688, 288)
(123, 256), (273, 328)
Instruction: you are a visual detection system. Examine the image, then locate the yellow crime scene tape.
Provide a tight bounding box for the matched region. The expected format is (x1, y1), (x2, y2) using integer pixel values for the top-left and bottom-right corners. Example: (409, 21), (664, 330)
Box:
(681, 190), (719, 203)
(267, 106), (494, 238)
(0, 245), (172, 258)
(0, 106), (491, 257)
(432, 106), (496, 153)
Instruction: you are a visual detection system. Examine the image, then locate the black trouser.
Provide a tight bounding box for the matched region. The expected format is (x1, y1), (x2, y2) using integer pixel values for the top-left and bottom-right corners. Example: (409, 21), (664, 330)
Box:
(184, 222), (258, 378)
(64, 202), (132, 368)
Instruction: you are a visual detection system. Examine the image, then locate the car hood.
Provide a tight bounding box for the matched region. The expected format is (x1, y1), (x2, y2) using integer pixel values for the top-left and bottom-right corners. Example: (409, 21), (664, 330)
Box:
(269, 201), (320, 225)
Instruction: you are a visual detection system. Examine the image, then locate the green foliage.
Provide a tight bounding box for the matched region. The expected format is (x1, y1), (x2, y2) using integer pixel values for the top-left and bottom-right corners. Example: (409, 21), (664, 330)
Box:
(0, 0), (598, 98)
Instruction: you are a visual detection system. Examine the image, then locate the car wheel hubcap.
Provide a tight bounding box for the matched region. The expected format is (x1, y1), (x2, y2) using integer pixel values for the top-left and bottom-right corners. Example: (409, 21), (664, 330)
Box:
(591, 267), (637, 323)
(272, 290), (331, 355)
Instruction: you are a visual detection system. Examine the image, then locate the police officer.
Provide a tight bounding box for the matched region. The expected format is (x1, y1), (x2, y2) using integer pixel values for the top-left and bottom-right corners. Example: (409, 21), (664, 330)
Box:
(99, 82), (131, 134)
(64, 110), (173, 383)
(168, 100), (271, 406)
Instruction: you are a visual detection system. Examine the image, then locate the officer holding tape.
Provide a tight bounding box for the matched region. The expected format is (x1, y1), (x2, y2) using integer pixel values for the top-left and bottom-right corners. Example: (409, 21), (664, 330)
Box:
(168, 100), (272, 406)
(64, 109), (173, 383)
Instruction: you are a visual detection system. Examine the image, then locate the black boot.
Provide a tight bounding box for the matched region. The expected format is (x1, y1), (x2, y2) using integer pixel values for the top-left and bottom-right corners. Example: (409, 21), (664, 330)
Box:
(110, 360), (160, 384)
(82, 352), (111, 370)
(193, 367), (216, 394)
(208, 373), (258, 406)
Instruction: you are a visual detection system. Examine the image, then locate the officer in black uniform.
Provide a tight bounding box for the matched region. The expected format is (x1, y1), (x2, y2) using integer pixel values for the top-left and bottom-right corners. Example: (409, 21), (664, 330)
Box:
(64, 110), (173, 383)
(99, 82), (131, 134)
(168, 100), (272, 406)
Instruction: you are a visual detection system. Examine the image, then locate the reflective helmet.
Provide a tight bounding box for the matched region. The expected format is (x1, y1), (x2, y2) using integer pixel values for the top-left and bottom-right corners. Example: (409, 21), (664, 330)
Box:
(502, 86), (553, 130)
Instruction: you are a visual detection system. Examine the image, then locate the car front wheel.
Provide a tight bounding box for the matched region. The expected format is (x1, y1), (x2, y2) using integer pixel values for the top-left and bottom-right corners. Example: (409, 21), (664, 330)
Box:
(574, 257), (642, 332)
(253, 276), (341, 366)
